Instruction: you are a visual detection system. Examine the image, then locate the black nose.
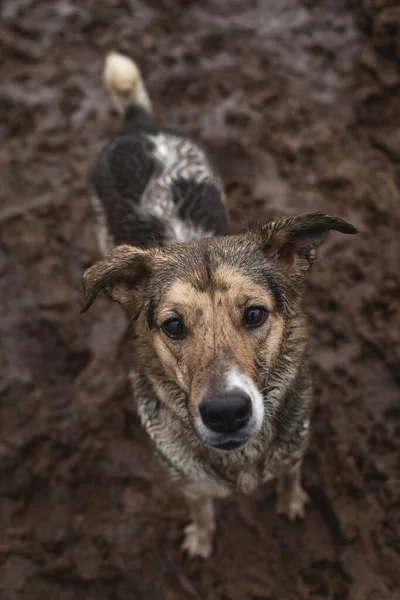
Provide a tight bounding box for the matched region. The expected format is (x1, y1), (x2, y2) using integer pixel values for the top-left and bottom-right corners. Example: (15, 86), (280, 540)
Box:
(199, 392), (252, 434)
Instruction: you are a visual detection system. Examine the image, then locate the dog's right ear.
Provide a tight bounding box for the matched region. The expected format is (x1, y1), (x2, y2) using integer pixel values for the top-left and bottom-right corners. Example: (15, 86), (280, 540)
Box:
(81, 245), (154, 314)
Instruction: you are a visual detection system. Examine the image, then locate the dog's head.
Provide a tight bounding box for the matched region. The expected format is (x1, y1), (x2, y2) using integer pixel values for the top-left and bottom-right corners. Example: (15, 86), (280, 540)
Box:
(82, 212), (357, 451)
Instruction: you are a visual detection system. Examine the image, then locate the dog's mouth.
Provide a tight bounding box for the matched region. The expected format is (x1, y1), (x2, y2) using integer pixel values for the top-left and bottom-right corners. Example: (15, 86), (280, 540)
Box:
(191, 420), (256, 452)
(208, 437), (249, 451)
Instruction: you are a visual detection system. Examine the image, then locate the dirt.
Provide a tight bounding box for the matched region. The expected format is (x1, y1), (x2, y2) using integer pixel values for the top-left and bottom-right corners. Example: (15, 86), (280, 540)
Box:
(1, 0), (400, 598)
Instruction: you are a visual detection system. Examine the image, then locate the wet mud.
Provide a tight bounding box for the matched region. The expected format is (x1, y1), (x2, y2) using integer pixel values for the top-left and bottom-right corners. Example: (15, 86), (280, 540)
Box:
(1, 1), (399, 598)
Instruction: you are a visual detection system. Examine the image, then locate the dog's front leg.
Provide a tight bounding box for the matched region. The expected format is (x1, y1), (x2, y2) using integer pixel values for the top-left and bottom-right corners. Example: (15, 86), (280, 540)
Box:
(276, 461), (309, 521)
(181, 491), (215, 559)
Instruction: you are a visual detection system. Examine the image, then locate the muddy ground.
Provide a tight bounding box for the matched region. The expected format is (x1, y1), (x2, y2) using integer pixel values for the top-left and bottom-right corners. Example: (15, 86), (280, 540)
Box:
(1, 0), (400, 598)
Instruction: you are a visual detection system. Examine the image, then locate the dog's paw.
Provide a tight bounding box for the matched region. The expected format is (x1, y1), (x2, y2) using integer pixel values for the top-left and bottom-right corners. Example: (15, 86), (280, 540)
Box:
(181, 523), (213, 559)
(277, 486), (309, 522)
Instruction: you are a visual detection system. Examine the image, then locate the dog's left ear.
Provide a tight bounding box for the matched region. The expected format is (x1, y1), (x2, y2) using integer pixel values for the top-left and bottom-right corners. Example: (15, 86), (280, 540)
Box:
(81, 244), (154, 314)
(257, 212), (358, 271)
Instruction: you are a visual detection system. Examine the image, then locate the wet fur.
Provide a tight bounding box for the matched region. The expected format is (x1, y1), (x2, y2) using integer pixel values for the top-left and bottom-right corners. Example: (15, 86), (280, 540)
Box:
(82, 53), (357, 558)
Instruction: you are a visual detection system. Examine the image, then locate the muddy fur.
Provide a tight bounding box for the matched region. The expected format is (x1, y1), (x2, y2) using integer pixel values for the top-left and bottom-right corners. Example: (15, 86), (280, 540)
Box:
(82, 52), (357, 558)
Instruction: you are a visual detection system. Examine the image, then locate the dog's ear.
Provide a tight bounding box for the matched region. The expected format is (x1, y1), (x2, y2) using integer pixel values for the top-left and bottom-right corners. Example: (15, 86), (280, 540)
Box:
(81, 245), (154, 314)
(257, 212), (358, 272)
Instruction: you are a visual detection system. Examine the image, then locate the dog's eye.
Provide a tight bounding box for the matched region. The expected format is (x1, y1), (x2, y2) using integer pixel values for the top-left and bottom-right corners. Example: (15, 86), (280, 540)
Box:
(161, 318), (186, 339)
(243, 306), (268, 328)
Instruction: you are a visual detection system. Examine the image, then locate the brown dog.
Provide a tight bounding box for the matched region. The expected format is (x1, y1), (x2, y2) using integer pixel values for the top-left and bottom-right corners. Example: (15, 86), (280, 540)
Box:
(82, 52), (357, 558)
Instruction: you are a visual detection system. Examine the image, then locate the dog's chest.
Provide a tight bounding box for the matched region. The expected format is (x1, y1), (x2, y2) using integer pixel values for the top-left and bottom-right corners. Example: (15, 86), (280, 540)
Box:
(236, 470), (274, 493)
(154, 433), (275, 497)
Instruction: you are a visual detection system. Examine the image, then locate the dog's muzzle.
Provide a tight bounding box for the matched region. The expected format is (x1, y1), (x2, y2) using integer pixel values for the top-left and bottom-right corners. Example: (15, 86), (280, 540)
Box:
(193, 372), (264, 451)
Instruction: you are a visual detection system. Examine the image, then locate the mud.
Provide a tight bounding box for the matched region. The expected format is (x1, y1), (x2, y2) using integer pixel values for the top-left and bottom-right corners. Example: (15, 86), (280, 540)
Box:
(1, 1), (400, 599)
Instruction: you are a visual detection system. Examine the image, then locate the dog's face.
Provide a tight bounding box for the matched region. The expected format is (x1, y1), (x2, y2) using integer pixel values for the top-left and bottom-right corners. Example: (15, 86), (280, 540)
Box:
(146, 264), (285, 450)
(82, 212), (357, 451)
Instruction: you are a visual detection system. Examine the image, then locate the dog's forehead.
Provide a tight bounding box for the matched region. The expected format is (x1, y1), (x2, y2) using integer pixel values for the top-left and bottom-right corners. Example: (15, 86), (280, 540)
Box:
(151, 238), (286, 312)
(155, 238), (254, 285)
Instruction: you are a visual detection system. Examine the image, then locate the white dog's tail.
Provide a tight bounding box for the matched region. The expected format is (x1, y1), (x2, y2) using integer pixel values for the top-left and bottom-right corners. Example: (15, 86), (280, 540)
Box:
(104, 51), (152, 115)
